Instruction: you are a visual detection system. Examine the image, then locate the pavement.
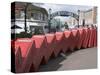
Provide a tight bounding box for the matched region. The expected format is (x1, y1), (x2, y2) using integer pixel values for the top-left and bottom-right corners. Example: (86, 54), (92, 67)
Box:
(39, 47), (97, 72)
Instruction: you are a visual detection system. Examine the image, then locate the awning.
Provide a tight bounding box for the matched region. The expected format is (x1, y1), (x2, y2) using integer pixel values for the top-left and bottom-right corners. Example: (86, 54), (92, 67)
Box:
(11, 25), (22, 29)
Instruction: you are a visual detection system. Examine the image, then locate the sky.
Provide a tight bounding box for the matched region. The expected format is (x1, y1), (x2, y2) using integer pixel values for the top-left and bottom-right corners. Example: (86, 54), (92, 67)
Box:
(33, 3), (93, 13)
(33, 3), (93, 22)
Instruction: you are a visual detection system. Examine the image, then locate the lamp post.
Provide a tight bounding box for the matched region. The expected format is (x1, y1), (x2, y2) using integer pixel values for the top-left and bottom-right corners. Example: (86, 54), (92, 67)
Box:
(77, 10), (80, 28)
(48, 8), (52, 33)
(83, 11), (85, 27)
(24, 3), (29, 33)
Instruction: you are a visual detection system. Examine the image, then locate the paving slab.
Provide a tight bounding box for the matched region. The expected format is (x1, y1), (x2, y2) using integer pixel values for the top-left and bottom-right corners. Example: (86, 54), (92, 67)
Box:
(39, 47), (97, 72)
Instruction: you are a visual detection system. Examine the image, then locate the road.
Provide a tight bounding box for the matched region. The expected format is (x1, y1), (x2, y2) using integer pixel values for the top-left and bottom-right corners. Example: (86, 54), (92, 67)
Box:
(39, 47), (97, 72)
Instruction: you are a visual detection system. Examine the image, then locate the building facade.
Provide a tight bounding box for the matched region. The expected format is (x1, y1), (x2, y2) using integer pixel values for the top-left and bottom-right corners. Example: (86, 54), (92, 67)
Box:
(11, 2), (48, 34)
(65, 7), (97, 27)
(79, 7), (97, 26)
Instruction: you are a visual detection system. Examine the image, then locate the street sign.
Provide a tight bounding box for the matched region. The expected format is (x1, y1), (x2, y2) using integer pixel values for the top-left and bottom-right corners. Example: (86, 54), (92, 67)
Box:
(51, 11), (79, 20)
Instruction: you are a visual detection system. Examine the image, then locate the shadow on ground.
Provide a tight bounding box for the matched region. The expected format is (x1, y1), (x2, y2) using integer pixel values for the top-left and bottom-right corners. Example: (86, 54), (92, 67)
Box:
(39, 47), (97, 72)
(39, 48), (80, 71)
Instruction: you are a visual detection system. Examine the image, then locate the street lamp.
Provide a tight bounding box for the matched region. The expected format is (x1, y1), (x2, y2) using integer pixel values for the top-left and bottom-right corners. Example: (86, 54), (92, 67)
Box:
(24, 3), (29, 33)
(49, 8), (51, 15)
(48, 8), (52, 33)
(77, 10), (80, 28)
(83, 11), (85, 27)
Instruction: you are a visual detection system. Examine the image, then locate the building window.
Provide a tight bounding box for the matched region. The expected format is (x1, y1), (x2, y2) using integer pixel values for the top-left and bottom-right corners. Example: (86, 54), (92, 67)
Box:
(20, 11), (24, 18)
(43, 14), (45, 21)
(40, 13), (43, 21)
(31, 12), (42, 20)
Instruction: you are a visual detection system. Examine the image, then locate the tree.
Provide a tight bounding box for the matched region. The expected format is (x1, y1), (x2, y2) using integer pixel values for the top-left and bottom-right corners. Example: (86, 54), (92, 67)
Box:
(50, 18), (63, 32)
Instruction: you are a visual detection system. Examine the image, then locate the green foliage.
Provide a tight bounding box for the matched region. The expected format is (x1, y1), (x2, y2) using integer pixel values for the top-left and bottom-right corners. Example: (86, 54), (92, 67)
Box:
(11, 32), (32, 39)
(34, 27), (44, 35)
